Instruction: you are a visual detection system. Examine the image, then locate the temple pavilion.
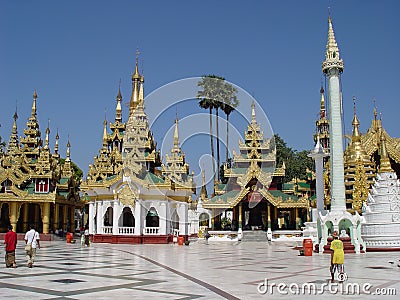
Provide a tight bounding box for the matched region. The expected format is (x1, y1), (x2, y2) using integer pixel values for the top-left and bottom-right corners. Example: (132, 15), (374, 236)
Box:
(80, 58), (194, 244)
(0, 91), (81, 238)
(200, 102), (310, 232)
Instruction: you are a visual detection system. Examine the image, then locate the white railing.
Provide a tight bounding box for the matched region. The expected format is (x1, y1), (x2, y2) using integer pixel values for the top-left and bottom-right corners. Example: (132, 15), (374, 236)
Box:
(143, 227), (160, 235)
(208, 230), (239, 241)
(118, 227), (135, 235)
(103, 226), (113, 234)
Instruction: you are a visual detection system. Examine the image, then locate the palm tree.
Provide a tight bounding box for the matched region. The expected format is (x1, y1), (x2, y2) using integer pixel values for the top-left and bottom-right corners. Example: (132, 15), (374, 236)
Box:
(221, 83), (239, 162)
(197, 76), (219, 182)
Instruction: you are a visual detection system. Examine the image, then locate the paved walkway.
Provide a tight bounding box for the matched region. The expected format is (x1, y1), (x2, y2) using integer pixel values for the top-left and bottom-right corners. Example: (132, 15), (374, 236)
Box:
(0, 239), (399, 299)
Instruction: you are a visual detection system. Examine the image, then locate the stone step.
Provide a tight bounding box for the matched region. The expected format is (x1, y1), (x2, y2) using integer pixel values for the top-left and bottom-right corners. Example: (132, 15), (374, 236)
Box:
(241, 230), (269, 242)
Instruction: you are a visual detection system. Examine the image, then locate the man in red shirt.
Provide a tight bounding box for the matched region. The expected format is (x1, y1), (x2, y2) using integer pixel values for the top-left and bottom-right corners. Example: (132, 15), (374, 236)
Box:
(4, 225), (17, 268)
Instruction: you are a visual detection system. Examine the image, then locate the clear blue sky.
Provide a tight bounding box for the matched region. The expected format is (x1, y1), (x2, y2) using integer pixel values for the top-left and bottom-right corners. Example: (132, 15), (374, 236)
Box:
(1, 1), (399, 178)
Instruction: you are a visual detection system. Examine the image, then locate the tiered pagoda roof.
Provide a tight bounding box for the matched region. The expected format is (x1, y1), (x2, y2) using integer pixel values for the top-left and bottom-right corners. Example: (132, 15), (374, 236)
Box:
(203, 101), (309, 209)
(0, 91), (80, 203)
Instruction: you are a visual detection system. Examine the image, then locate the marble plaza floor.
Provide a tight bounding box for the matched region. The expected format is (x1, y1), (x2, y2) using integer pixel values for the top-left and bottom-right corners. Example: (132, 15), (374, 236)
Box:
(0, 238), (399, 299)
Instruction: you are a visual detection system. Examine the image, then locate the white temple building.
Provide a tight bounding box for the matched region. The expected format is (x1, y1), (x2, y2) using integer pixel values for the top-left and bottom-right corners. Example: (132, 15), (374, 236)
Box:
(81, 58), (194, 244)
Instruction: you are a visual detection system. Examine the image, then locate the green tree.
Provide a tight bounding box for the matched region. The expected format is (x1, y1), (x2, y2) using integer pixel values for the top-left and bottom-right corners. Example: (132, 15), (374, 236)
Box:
(197, 75), (223, 182)
(273, 134), (313, 182)
(60, 158), (83, 182)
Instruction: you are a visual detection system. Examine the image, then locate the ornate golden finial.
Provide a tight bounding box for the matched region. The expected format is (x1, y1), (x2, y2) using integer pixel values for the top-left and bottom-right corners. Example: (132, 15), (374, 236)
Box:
(103, 113), (108, 147)
(66, 136), (71, 161)
(115, 81), (122, 122)
(322, 15), (344, 73)
(373, 98), (377, 120)
(54, 129), (59, 155)
(320, 86), (326, 112)
(31, 90), (37, 117)
(130, 51), (141, 114)
(132, 49), (140, 80)
(44, 119), (50, 149)
(251, 100), (256, 124)
(379, 133), (393, 173)
(351, 96), (361, 140)
(174, 115), (179, 148)
(200, 168), (208, 200)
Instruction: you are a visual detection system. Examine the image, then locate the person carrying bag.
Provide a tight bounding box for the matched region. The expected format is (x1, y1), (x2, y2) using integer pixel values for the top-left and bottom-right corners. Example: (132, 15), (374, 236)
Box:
(24, 224), (40, 268)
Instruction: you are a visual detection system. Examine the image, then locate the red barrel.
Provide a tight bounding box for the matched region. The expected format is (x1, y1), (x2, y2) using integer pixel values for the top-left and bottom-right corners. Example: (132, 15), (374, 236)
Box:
(303, 238), (313, 256)
(177, 236), (184, 246)
(66, 232), (73, 243)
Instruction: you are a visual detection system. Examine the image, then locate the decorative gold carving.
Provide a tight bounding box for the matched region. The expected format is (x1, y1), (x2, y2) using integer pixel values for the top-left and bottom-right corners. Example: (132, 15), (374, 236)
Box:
(118, 185), (136, 207)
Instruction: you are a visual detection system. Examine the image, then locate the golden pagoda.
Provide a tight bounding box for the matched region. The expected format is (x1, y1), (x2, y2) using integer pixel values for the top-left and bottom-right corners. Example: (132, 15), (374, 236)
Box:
(343, 101), (375, 213)
(0, 91), (81, 237)
(80, 56), (193, 244)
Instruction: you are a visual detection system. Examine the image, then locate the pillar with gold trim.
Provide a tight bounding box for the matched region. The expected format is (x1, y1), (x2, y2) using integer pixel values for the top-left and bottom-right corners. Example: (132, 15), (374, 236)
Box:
(63, 205), (68, 232)
(9, 202), (18, 232)
(42, 202), (50, 234)
(53, 203), (59, 232)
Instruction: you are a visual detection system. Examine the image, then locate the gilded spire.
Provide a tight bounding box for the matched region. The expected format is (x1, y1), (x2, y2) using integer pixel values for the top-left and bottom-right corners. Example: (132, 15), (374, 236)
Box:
(7, 110), (19, 152)
(138, 75), (144, 107)
(32, 90), (37, 117)
(66, 138), (71, 162)
(379, 132), (393, 173)
(44, 120), (50, 150)
(251, 100), (256, 124)
(322, 16), (344, 73)
(173, 115), (179, 149)
(200, 168), (208, 200)
(320, 86), (326, 113)
(352, 97), (361, 142)
(115, 82), (122, 122)
(102, 116), (108, 147)
(130, 51), (140, 115)
(12, 110), (18, 135)
(54, 129), (59, 156)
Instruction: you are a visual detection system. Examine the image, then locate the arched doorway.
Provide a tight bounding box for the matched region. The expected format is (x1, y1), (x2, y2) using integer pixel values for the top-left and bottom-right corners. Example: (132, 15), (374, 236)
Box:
(199, 213), (209, 227)
(103, 207), (113, 234)
(146, 208), (159, 227)
(120, 207), (135, 227)
(171, 210), (179, 232)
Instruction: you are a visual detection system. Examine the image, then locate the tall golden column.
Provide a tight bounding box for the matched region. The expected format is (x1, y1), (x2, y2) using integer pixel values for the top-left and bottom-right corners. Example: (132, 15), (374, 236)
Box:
(267, 203), (271, 229)
(63, 205), (68, 231)
(53, 203), (59, 231)
(9, 202), (18, 232)
(42, 202), (50, 234)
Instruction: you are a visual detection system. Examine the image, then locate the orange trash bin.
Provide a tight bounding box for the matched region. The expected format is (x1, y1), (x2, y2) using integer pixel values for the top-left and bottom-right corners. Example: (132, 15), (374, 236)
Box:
(177, 236), (184, 246)
(66, 232), (73, 243)
(303, 238), (313, 256)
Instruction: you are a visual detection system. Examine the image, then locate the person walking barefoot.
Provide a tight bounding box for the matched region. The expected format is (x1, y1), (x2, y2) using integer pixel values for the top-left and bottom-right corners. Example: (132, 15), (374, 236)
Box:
(24, 224), (40, 268)
(4, 225), (17, 268)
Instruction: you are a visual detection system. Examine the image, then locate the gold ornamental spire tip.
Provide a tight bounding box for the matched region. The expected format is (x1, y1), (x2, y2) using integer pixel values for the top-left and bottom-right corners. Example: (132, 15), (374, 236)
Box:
(251, 100), (256, 124)
(133, 49), (140, 80)
(174, 116), (179, 148)
(379, 133), (393, 173)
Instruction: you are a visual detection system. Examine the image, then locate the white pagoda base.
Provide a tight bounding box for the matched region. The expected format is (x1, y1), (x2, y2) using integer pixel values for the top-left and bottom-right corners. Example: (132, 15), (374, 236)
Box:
(318, 210), (366, 254)
(361, 172), (400, 251)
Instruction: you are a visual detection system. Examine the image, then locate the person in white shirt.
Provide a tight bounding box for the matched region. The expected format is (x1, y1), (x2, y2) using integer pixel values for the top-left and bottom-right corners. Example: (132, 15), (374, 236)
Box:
(24, 224), (40, 268)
